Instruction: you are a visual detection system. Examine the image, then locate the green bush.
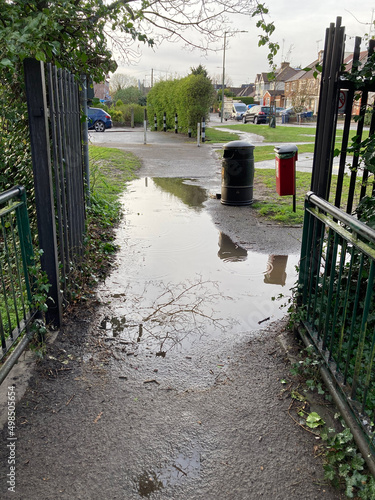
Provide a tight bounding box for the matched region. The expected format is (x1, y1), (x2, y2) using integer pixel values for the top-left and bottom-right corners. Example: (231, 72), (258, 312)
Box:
(112, 104), (145, 126)
(147, 74), (214, 135)
(110, 109), (123, 122)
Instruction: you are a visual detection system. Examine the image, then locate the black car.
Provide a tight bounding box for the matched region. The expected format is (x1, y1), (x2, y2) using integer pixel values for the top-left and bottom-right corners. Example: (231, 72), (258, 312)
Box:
(242, 105), (271, 124)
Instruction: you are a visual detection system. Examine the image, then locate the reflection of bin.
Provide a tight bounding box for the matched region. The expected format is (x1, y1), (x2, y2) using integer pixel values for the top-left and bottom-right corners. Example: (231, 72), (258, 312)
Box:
(274, 144), (298, 196)
(221, 140), (255, 206)
(218, 232), (248, 262)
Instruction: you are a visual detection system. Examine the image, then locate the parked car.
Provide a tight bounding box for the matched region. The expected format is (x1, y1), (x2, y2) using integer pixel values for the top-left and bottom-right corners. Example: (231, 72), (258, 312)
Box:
(88, 107), (113, 132)
(242, 105), (271, 124)
(281, 106), (311, 123)
(281, 106), (308, 117)
(232, 102), (248, 121)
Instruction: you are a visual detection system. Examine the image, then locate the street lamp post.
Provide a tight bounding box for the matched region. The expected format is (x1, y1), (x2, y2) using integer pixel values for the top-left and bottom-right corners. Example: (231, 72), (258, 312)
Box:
(220, 31), (248, 123)
(220, 32), (227, 123)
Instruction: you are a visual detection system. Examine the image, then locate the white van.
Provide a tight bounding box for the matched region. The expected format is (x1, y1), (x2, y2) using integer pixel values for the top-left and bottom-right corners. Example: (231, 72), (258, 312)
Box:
(232, 102), (248, 121)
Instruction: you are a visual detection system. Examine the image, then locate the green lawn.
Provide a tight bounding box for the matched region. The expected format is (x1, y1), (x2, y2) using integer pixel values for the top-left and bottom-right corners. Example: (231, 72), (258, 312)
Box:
(210, 122), (364, 145)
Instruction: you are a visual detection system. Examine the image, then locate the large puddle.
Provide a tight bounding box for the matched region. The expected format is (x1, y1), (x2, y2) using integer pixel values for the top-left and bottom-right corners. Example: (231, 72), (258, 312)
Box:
(98, 177), (299, 357)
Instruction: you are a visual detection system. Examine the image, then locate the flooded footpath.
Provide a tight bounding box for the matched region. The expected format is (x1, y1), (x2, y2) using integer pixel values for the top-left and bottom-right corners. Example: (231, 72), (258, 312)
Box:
(0, 130), (342, 499)
(97, 177), (299, 368)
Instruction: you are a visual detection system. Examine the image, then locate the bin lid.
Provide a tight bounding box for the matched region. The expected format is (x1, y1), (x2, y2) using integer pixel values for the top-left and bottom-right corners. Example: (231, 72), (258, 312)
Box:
(274, 143), (298, 154)
(223, 140), (254, 150)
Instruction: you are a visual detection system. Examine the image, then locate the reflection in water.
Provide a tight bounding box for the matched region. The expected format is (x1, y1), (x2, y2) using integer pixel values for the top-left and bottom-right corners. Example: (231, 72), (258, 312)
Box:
(152, 177), (208, 210)
(137, 442), (201, 496)
(98, 178), (299, 355)
(264, 255), (288, 286)
(102, 278), (232, 356)
(138, 471), (163, 497)
(218, 233), (248, 262)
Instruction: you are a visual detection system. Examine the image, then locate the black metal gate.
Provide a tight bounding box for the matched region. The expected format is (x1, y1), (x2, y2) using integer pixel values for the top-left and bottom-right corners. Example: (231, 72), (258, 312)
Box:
(298, 18), (375, 473)
(24, 58), (86, 327)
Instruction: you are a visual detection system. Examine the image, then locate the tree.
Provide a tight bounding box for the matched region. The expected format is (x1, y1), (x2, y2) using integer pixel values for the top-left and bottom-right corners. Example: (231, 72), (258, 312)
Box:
(113, 86), (143, 105)
(0, 1), (279, 83)
(190, 65), (209, 78)
(109, 73), (138, 94)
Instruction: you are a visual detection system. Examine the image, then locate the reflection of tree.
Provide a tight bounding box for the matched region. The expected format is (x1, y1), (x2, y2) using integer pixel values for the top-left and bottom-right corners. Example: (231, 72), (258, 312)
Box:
(123, 278), (232, 355)
(152, 178), (207, 210)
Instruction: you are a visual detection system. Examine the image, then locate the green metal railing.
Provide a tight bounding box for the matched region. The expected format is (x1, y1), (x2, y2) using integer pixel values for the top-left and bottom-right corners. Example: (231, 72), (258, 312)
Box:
(0, 186), (35, 366)
(298, 191), (375, 458)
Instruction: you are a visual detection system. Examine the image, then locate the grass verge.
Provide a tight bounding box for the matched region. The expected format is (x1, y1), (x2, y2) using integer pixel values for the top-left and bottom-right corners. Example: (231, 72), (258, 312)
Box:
(253, 167), (362, 225)
(205, 127), (240, 143)
(216, 122), (365, 144)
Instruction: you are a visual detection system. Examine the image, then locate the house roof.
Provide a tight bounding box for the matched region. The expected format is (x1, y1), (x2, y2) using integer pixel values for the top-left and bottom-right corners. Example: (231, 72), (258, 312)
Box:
(264, 89), (285, 96)
(275, 64), (299, 82)
(285, 58), (321, 82)
(342, 51), (368, 72)
(236, 84), (255, 97)
(255, 63), (299, 84)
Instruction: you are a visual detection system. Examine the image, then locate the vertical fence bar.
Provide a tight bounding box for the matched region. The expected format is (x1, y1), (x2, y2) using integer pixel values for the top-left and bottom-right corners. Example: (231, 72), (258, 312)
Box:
(335, 36), (361, 209)
(351, 260), (375, 400)
(23, 58), (62, 327)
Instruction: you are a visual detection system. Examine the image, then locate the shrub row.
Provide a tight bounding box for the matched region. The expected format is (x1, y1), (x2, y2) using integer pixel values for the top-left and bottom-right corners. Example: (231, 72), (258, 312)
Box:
(146, 75), (215, 135)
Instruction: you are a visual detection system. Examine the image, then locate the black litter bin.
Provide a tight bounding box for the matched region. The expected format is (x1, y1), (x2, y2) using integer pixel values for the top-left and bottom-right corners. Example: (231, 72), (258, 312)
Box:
(221, 140), (255, 205)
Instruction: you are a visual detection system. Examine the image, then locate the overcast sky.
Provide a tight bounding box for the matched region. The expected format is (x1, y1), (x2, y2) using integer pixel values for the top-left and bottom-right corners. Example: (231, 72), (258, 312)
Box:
(113, 0), (375, 87)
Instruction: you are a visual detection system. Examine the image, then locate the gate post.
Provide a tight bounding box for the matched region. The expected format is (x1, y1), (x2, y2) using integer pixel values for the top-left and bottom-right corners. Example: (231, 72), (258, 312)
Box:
(24, 58), (62, 327)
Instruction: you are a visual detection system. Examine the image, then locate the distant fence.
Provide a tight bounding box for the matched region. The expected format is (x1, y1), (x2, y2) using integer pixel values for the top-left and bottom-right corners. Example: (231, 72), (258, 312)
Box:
(0, 186), (36, 382)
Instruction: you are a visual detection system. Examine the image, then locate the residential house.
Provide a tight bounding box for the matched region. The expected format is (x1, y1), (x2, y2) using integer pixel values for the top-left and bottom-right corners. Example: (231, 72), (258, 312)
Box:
(284, 50), (368, 115)
(94, 76), (111, 102)
(263, 90), (285, 108)
(341, 51), (369, 115)
(255, 62), (300, 105)
(284, 52), (323, 114)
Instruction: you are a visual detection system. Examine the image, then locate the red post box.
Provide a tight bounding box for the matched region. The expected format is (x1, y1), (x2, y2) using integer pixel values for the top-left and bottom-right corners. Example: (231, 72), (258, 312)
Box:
(274, 144), (298, 196)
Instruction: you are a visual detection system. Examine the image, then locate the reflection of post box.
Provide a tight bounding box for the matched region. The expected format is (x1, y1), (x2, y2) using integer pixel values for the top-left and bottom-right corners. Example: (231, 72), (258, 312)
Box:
(274, 144), (298, 196)
(264, 255), (288, 286)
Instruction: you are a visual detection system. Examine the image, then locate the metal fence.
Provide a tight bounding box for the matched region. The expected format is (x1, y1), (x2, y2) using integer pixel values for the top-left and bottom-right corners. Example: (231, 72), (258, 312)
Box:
(298, 192), (375, 458)
(0, 186), (35, 367)
(24, 58), (86, 326)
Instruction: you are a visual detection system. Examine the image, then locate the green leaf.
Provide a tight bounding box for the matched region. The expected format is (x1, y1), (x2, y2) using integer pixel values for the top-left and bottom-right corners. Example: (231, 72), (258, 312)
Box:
(306, 412), (325, 428)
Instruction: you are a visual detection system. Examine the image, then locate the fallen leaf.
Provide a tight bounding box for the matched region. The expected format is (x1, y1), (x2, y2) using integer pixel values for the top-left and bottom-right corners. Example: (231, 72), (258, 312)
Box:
(93, 411), (103, 424)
